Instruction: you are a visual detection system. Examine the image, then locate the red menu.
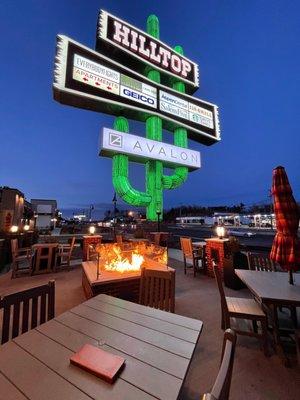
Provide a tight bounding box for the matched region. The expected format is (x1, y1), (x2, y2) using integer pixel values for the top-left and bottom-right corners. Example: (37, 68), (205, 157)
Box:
(70, 344), (125, 383)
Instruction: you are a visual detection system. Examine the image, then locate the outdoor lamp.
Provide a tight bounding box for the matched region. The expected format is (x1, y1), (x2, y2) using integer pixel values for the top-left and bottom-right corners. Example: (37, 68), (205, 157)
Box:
(89, 225), (96, 235)
(23, 224), (30, 231)
(10, 225), (18, 233)
(216, 226), (225, 239)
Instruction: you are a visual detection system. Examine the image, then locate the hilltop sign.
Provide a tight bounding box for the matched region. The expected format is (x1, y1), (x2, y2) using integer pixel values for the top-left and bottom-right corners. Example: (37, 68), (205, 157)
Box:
(100, 127), (201, 170)
(53, 12), (221, 221)
(96, 10), (199, 93)
(53, 35), (219, 145)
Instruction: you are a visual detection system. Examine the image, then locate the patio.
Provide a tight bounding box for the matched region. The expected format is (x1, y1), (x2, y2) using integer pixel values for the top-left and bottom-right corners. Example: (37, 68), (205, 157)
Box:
(0, 250), (299, 400)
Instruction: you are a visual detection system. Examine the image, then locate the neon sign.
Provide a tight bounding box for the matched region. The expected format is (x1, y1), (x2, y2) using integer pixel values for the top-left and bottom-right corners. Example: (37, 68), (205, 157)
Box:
(96, 10), (199, 93)
(53, 35), (219, 145)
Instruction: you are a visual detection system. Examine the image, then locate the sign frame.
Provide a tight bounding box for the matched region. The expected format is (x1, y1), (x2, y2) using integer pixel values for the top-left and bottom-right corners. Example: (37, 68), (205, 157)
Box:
(96, 10), (199, 94)
(53, 35), (220, 145)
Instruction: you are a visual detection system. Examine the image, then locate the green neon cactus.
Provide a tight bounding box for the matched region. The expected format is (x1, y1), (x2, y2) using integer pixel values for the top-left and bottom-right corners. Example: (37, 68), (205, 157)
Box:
(112, 15), (189, 221)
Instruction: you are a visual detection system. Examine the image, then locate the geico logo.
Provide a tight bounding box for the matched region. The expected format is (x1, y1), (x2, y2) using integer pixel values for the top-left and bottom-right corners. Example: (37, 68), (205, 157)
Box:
(123, 88), (154, 105)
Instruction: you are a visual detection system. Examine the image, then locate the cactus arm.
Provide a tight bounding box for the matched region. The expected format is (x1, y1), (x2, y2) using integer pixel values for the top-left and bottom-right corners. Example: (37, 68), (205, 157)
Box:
(112, 116), (151, 206)
(162, 45), (189, 189)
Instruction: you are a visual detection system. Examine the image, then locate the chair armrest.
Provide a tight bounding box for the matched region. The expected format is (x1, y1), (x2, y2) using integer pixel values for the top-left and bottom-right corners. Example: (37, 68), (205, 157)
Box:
(18, 247), (33, 257)
(201, 394), (217, 400)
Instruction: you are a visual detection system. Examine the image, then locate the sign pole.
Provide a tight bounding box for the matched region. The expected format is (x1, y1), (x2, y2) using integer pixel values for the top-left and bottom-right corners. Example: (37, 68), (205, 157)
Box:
(145, 15), (163, 221)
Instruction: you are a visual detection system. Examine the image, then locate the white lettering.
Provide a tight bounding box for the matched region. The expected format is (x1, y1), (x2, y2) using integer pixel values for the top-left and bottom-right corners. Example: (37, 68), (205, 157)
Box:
(133, 141), (142, 151)
(170, 54), (181, 73)
(181, 151), (188, 160)
(158, 147), (166, 156)
(113, 21), (130, 47)
(130, 30), (138, 52)
(149, 42), (161, 63)
(181, 60), (192, 78)
(159, 47), (171, 67)
(146, 143), (155, 153)
(138, 35), (150, 58)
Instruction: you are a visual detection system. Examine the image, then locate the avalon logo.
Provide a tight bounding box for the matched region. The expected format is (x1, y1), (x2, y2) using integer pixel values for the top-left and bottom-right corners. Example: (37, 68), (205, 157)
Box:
(100, 128), (201, 171)
(109, 133), (122, 147)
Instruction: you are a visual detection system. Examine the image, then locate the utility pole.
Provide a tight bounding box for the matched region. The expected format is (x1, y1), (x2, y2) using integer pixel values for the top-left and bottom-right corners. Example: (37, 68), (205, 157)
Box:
(89, 204), (94, 222)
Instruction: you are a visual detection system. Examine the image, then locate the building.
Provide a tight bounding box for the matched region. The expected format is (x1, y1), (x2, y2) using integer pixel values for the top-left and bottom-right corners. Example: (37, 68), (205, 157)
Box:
(31, 199), (57, 229)
(0, 187), (25, 231)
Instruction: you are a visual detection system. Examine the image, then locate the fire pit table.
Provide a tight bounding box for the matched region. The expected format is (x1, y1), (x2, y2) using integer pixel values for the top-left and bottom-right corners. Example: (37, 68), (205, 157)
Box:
(81, 242), (172, 302)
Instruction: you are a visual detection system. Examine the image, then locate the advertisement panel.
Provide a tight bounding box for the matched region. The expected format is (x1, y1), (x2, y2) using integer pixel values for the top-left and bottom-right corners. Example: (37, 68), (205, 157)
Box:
(53, 35), (220, 145)
(100, 127), (201, 170)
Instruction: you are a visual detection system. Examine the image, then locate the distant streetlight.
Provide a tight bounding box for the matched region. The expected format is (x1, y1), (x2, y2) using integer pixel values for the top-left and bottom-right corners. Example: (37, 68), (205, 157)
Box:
(216, 226), (225, 239)
(10, 225), (18, 233)
(89, 225), (96, 235)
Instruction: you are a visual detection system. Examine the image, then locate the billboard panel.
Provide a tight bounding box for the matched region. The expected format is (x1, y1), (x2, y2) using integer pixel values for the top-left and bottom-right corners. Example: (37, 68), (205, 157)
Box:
(53, 35), (220, 145)
(96, 10), (199, 94)
(100, 127), (201, 170)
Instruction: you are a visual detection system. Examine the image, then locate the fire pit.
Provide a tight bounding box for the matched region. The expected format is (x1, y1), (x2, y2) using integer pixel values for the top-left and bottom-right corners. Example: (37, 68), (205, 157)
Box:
(81, 242), (170, 301)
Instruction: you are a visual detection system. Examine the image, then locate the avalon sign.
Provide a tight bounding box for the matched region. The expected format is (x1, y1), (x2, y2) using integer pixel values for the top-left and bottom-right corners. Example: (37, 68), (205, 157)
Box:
(53, 35), (220, 145)
(96, 10), (199, 94)
(100, 128), (201, 170)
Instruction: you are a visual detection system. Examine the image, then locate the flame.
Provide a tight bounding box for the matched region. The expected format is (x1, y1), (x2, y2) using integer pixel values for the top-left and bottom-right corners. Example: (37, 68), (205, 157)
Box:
(95, 242), (167, 273)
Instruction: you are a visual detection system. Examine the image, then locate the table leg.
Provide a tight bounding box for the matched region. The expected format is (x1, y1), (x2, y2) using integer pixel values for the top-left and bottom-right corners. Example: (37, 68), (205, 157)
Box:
(270, 303), (291, 367)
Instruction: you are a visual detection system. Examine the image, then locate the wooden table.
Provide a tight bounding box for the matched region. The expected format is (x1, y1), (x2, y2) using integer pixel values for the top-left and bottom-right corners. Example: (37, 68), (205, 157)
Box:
(235, 269), (300, 364)
(32, 243), (59, 274)
(0, 294), (203, 400)
(235, 270), (300, 307)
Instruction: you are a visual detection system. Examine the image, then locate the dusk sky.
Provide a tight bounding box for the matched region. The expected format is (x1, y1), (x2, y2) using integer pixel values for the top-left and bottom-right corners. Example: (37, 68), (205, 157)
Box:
(1, 0), (299, 216)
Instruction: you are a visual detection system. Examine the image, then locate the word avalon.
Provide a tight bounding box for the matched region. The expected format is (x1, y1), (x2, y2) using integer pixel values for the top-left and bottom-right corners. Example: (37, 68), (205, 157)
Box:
(100, 128), (201, 170)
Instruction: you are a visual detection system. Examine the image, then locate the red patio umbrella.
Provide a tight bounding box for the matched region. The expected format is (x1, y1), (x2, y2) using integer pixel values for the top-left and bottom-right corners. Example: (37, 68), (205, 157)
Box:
(270, 166), (300, 284)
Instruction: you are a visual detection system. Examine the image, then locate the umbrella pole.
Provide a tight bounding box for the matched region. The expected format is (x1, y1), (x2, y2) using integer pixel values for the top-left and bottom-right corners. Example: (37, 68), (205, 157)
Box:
(288, 269), (294, 285)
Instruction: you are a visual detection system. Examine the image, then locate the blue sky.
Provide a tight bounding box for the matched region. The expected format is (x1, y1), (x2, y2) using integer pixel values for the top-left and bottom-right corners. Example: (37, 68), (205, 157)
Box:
(1, 0), (299, 215)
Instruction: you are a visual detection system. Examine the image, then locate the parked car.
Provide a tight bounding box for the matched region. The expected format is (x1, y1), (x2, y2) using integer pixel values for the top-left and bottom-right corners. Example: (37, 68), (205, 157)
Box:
(227, 229), (256, 238)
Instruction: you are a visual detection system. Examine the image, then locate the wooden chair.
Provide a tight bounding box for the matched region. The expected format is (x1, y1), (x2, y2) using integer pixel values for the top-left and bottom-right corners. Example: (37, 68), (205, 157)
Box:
(213, 263), (268, 355)
(55, 236), (76, 271)
(0, 280), (55, 345)
(247, 252), (277, 271)
(87, 243), (99, 262)
(202, 329), (237, 400)
(10, 238), (33, 279)
(153, 233), (161, 246)
(139, 267), (175, 312)
(180, 237), (205, 277)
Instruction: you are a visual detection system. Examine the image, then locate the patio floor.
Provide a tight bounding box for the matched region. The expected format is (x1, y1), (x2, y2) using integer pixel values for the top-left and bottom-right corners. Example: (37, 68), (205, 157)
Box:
(0, 256), (299, 399)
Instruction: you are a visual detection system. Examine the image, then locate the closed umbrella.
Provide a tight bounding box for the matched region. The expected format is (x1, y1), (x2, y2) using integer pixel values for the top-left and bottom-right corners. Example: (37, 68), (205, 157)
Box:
(270, 166), (300, 284)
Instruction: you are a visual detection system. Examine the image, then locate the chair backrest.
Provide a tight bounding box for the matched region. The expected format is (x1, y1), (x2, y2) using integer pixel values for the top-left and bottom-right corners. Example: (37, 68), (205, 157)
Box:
(68, 236), (76, 257)
(209, 329), (237, 400)
(247, 252), (276, 272)
(213, 262), (228, 314)
(10, 239), (18, 262)
(153, 233), (161, 246)
(0, 280), (55, 345)
(180, 237), (193, 258)
(87, 244), (98, 261)
(139, 267), (175, 312)
(116, 235), (123, 244)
